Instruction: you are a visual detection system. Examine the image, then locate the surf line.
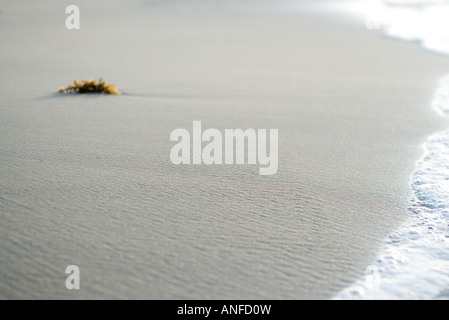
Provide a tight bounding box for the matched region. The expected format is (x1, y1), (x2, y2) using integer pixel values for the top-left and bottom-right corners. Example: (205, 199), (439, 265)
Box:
(170, 121), (279, 176)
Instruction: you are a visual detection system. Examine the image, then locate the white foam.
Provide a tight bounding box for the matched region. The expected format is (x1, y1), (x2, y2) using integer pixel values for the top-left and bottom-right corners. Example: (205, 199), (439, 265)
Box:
(386, 4), (449, 55)
(335, 129), (449, 299)
(385, 0), (449, 5)
(339, 0), (449, 55)
(334, 1), (449, 299)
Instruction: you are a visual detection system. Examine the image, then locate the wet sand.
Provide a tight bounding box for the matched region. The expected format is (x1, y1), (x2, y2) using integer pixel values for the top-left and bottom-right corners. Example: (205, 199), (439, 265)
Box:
(1, 0), (449, 299)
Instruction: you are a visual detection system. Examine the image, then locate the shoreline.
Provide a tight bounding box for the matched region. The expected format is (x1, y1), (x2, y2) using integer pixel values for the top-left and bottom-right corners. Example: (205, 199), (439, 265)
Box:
(335, 75), (449, 299)
(334, 0), (449, 299)
(1, 0), (449, 299)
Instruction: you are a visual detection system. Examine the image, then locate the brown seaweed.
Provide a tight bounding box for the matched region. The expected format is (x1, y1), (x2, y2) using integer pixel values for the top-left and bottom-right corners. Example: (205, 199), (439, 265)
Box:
(58, 78), (121, 95)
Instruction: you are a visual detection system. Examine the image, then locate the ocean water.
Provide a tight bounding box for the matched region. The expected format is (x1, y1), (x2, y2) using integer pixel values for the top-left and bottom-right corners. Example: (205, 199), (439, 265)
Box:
(335, 0), (449, 300)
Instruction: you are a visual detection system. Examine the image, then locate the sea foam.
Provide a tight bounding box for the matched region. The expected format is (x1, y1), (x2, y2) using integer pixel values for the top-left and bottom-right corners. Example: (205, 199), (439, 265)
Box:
(336, 127), (449, 299)
(334, 0), (449, 300)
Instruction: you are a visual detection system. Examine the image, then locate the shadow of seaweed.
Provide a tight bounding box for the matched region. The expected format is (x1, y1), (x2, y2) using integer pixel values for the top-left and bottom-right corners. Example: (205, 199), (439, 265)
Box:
(35, 91), (207, 101)
(35, 92), (117, 100)
(121, 92), (207, 100)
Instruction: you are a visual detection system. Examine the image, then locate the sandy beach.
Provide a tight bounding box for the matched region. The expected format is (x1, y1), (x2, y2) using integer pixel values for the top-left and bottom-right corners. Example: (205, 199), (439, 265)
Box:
(1, 0), (449, 299)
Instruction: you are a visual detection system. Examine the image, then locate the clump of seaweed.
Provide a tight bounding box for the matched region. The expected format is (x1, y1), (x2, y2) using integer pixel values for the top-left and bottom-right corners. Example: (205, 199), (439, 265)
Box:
(58, 78), (121, 95)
